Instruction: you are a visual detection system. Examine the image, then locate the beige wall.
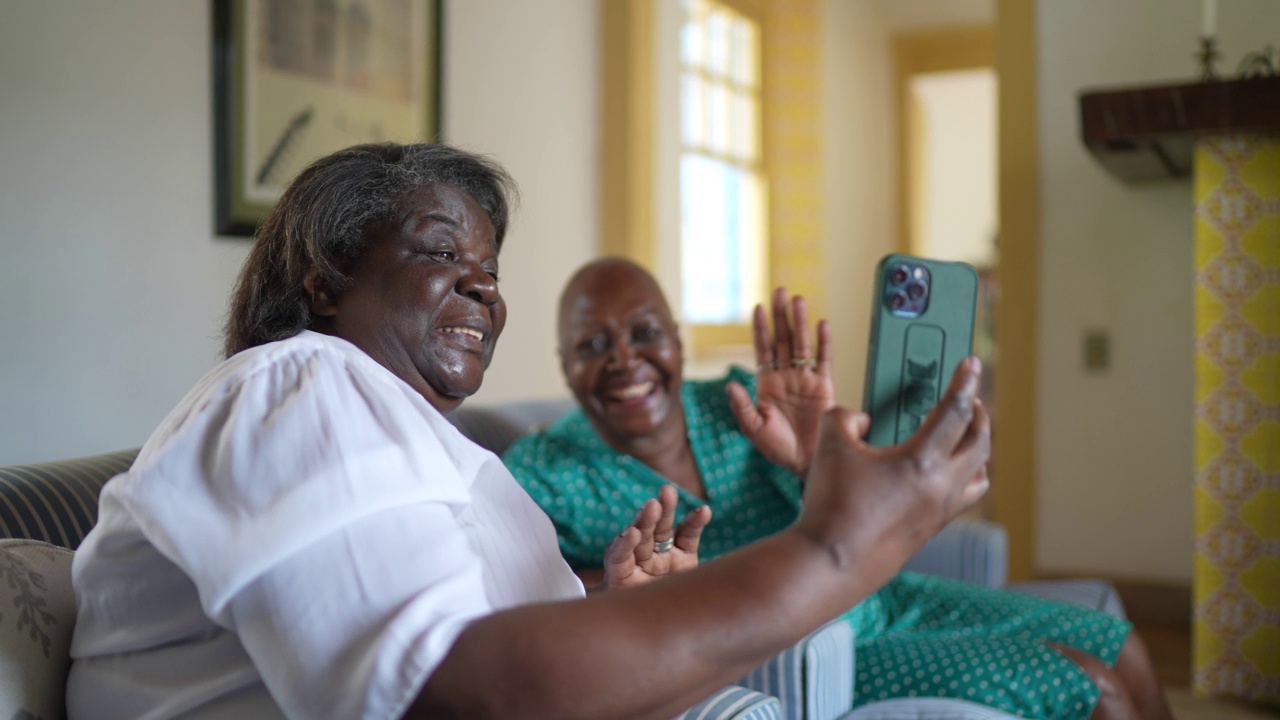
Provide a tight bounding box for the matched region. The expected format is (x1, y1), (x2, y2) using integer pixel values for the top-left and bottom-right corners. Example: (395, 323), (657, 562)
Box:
(1034, 0), (1280, 583)
(0, 1), (597, 464)
(440, 2), (599, 408)
(5, 0), (1265, 587)
(0, 0), (995, 465)
(0, 2), (244, 465)
(821, 0), (996, 408)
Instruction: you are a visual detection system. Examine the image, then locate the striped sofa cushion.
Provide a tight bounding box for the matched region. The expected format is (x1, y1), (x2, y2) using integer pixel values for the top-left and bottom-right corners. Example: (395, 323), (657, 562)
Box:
(676, 685), (784, 720)
(0, 449), (139, 549)
(0, 401), (575, 551)
(902, 518), (1008, 588)
(844, 697), (1024, 720)
(737, 617), (856, 720)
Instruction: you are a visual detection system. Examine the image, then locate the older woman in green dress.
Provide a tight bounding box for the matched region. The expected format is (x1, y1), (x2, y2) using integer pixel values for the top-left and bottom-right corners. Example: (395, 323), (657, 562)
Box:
(504, 257), (1174, 720)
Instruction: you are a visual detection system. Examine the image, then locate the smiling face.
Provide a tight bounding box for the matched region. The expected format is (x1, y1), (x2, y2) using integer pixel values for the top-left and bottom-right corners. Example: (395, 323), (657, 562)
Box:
(557, 260), (686, 447)
(311, 182), (506, 413)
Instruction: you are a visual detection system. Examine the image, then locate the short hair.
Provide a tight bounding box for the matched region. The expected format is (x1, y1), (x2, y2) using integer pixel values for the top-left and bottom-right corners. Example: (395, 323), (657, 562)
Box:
(222, 143), (518, 357)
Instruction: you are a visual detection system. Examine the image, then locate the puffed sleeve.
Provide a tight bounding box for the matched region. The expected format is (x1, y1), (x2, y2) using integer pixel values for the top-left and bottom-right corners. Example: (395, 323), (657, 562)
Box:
(117, 347), (492, 719)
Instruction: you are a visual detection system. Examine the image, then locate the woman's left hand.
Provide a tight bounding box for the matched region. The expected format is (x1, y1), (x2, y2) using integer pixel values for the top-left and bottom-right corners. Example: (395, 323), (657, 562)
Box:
(602, 485), (710, 589)
(727, 287), (835, 477)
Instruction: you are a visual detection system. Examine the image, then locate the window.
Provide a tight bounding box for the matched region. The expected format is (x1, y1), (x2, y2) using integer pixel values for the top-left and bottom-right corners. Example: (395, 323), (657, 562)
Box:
(678, 0), (766, 327)
(602, 0), (823, 358)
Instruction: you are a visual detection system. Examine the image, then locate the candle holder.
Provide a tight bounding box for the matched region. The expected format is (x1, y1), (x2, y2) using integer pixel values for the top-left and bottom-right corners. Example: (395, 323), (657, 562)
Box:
(1238, 44), (1277, 78)
(1197, 35), (1221, 81)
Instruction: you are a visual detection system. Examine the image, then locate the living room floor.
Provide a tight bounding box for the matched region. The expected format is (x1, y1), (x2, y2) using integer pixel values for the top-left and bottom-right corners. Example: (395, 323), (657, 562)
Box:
(1133, 619), (1280, 719)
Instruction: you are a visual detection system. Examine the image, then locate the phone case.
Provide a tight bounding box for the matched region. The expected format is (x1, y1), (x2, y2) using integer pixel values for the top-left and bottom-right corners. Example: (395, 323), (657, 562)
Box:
(861, 254), (979, 447)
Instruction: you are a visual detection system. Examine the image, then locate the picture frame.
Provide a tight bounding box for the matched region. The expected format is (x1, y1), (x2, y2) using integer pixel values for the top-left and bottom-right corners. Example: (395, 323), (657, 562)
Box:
(213, 0), (443, 237)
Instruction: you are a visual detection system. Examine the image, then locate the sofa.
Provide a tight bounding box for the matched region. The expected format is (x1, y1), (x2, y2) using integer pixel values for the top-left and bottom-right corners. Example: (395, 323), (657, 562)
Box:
(0, 398), (1124, 720)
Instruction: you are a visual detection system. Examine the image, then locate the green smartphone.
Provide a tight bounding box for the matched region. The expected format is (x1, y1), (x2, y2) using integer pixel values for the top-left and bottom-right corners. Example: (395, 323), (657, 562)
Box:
(861, 254), (979, 447)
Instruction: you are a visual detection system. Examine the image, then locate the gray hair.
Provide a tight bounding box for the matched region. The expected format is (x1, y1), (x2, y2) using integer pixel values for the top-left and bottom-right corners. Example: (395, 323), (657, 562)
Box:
(222, 142), (518, 357)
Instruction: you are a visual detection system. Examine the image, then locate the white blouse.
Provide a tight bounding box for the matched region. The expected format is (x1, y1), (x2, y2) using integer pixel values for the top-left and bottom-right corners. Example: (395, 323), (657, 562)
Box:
(67, 331), (584, 720)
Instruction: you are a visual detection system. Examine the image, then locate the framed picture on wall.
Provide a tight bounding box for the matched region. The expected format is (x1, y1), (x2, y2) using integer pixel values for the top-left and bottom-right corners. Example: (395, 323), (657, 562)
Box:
(213, 0), (442, 237)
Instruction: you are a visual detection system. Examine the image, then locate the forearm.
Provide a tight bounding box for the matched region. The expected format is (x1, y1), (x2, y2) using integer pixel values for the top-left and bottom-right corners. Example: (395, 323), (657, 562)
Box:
(413, 370), (990, 719)
(410, 525), (888, 720)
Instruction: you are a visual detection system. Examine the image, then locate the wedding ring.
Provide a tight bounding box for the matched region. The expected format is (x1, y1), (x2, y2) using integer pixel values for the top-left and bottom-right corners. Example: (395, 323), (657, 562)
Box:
(756, 361), (777, 372)
(653, 537), (675, 554)
(791, 357), (817, 369)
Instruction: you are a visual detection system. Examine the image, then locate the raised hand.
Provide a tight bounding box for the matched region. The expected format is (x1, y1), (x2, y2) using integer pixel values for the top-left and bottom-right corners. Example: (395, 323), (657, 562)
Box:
(796, 357), (991, 587)
(727, 288), (835, 477)
(602, 485), (711, 589)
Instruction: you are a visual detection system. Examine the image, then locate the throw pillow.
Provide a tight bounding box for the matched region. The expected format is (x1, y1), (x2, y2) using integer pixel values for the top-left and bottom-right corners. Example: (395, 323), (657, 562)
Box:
(0, 539), (76, 720)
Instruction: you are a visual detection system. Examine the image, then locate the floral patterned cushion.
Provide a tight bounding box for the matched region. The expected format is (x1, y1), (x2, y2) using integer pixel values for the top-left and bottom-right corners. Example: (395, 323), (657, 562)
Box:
(0, 539), (76, 720)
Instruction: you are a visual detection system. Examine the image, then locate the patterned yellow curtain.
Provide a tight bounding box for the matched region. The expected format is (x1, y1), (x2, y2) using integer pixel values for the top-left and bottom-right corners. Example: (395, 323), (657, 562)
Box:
(1193, 134), (1279, 708)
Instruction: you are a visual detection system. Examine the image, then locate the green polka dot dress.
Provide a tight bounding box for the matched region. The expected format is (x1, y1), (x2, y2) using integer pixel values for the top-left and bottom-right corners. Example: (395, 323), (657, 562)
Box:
(504, 368), (1131, 719)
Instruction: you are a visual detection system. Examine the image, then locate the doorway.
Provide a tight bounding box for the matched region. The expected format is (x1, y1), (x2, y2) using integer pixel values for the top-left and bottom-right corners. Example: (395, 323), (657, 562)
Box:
(895, 25), (998, 504)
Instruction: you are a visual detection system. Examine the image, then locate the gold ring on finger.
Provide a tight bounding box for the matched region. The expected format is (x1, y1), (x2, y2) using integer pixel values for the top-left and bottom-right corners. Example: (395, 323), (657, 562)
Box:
(756, 361), (777, 372)
(791, 357), (817, 369)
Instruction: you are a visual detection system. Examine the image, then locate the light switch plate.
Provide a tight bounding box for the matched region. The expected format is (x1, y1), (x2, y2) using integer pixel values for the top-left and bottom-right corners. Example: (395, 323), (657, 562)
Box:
(1084, 330), (1109, 372)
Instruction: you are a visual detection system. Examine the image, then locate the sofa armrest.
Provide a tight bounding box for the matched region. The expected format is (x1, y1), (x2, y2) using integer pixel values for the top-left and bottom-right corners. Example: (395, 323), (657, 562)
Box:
(673, 685), (784, 720)
(735, 616), (856, 720)
(846, 697), (1025, 719)
(1006, 579), (1127, 619)
(902, 518), (1007, 587)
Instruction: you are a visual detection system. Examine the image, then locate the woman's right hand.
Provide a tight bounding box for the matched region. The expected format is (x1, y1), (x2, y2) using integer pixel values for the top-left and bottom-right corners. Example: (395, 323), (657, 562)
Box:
(795, 357), (990, 583)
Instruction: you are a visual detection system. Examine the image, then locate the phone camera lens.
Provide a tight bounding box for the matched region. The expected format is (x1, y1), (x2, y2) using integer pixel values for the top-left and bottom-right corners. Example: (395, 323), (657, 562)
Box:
(906, 282), (927, 300)
(889, 292), (907, 310)
(890, 266), (910, 285)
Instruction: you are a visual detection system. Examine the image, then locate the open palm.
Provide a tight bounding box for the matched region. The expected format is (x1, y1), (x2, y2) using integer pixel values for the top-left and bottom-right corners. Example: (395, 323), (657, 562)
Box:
(727, 289), (835, 477)
(603, 485), (710, 589)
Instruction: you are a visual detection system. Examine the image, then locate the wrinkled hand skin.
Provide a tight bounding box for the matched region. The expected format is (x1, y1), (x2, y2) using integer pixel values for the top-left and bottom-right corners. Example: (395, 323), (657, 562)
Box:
(795, 357), (991, 581)
(603, 484), (711, 589)
(728, 288), (835, 477)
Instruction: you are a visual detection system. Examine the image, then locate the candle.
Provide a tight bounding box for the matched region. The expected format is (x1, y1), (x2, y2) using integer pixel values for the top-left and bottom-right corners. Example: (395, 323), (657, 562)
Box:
(1202, 0), (1217, 37)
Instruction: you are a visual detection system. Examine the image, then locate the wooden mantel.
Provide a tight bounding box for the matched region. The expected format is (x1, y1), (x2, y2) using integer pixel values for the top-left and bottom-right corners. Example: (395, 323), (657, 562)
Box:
(1079, 75), (1280, 181)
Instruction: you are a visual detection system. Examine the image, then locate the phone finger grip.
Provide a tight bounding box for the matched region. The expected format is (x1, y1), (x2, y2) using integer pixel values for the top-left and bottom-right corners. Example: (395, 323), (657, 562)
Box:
(896, 325), (944, 443)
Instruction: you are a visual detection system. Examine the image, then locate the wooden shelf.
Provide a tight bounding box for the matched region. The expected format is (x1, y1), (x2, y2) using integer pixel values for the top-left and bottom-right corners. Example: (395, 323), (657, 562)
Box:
(1079, 76), (1280, 181)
